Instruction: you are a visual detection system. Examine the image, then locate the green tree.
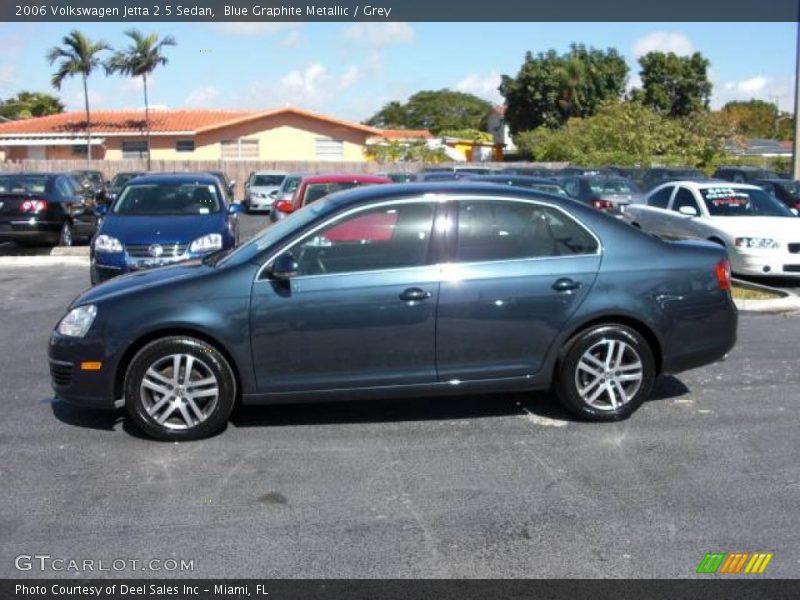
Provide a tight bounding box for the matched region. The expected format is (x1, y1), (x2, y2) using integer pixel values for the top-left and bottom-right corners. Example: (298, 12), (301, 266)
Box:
(499, 44), (629, 134)
(636, 51), (712, 117)
(365, 90), (491, 134)
(46, 30), (110, 162)
(0, 91), (64, 120)
(105, 29), (176, 169)
(720, 99), (793, 139)
(366, 140), (448, 164)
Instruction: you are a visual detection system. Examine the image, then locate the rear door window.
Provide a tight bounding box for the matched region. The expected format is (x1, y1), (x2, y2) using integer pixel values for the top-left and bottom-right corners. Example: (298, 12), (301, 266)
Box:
(648, 186), (673, 208)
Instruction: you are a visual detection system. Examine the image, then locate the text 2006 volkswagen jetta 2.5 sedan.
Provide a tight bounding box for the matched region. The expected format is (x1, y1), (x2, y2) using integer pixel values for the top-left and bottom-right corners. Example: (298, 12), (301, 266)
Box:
(49, 183), (738, 440)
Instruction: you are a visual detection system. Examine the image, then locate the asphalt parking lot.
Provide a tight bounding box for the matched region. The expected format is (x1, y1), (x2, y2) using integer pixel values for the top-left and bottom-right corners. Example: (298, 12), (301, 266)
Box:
(0, 246), (798, 578)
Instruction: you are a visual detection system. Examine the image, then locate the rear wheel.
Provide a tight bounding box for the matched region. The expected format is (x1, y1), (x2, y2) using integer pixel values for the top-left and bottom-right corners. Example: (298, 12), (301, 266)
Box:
(59, 221), (74, 247)
(124, 336), (236, 441)
(555, 324), (655, 421)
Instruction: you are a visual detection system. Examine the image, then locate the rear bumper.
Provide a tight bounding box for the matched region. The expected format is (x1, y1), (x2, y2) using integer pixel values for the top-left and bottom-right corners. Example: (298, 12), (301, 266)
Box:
(0, 220), (61, 243)
(661, 298), (738, 374)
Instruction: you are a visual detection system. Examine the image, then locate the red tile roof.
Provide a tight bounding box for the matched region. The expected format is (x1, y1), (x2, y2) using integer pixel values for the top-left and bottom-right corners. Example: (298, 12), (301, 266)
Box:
(0, 107), (383, 136)
(491, 105), (506, 116)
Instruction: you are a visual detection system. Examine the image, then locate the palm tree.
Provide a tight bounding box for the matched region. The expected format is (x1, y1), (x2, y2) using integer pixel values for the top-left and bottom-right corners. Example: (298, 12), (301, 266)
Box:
(105, 30), (176, 169)
(47, 31), (110, 163)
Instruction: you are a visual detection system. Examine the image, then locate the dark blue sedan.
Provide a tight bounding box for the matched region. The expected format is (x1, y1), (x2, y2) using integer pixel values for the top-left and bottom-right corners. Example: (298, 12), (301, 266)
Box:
(90, 173), (241, 284)
(50, 183), (737, 440)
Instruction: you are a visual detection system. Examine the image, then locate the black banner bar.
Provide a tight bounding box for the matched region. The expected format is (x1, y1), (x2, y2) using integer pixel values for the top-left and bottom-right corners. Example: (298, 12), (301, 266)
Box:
(3, 580), (800, 600)
(2, 0), (800, 22)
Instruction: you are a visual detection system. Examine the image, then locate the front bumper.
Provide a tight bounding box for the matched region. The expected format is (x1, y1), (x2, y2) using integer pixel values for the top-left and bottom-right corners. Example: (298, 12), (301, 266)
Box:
(93, 249), (210, 283)
(731, 249), (800, 277)
(48, 331), (127, 409)
(247, 196), (272, 211)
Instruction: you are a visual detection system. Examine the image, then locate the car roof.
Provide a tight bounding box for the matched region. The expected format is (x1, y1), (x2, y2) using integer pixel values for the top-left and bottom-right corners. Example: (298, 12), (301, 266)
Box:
(654, 180), (762, 191)
(0, 171), (58, 178)
(300, 174), (392, 184)
(125, 173), (220, 185)
(467, 175), (560, 184)
(252, 170), (287, 176)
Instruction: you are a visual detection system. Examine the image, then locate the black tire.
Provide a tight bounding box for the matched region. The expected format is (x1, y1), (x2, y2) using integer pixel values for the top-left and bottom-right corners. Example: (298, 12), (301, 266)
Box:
(59, 220), (74, 247)
(124, 336), (236, 441)
(89, 263), (98, 286)
(555, 324), (655, 422)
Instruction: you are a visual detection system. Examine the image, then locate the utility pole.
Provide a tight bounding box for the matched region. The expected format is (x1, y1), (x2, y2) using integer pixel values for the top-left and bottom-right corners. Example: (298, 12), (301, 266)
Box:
(793, 18), (800, 179)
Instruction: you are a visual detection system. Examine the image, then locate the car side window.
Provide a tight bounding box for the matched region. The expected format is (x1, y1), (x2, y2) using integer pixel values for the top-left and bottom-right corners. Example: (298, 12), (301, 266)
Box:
(55, 177), (74, 198)
(455, 200), (598, 262)
(288, 202), (435, 276)
(562, 178), (579, 198)
(672, 188), (700, 213)
(648, 186), (672, 208)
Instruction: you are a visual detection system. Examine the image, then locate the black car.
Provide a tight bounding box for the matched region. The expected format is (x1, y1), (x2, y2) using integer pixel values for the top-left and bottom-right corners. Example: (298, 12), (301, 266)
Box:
(465, 174), (569, 197)
(0, 172), (99, 246)
(641, 167), (704, 191)
(558, 175), (642, 216)
(753, 178), (800, 211)
(71, 169), (107, 202)
(49, 182), (737, 440)
(713, 166), (783, 184)
(500, 167), (559, 177)
(106, 171), (146, 204)
(414, 172), (464, 182)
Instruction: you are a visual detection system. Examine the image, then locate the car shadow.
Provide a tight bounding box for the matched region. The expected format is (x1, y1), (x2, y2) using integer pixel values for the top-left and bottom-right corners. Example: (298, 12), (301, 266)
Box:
(48, 375), (691, 435)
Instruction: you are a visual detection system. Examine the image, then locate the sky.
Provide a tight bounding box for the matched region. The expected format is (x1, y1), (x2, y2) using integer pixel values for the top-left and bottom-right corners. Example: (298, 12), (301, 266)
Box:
(0, 21), (796, 121)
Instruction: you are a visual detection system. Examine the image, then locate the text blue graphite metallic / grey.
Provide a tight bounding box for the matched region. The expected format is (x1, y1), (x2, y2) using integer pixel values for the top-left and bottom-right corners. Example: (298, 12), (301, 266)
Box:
(49, 183), (737, 440)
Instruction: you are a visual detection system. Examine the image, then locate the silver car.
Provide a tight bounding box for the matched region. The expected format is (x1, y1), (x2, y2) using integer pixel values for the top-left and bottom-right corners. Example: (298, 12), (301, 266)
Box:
(244, 171), (287, 213)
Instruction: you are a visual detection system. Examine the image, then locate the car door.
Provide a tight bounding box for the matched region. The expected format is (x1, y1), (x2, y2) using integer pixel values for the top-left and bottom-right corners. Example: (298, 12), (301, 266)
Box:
(631, 185), (674, 236)
(666, 186), (706, 240)
(249, 198), (442, 393)
(436, 198), (601, 381)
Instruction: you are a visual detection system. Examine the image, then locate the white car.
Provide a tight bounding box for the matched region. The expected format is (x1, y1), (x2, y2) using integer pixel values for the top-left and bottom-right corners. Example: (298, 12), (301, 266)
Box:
(244, 171), (287, 213)
(624, 181), (800, 278)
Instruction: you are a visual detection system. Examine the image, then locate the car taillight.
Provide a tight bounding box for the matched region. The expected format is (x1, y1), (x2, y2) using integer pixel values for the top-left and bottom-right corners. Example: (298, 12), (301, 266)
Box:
(591, 198), (614, 210)
(715, 258), (732, 291)
(275, 200), (294, 214)
(20, 199), (47, 213)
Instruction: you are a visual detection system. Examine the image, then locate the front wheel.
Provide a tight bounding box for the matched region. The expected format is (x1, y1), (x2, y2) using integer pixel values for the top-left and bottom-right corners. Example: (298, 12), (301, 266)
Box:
(124, 336), (237, 441)
(555, 324), (655, 421)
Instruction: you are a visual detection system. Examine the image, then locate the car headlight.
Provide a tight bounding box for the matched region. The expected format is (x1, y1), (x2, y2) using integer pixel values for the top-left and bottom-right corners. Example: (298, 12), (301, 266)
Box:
(189, 233), (223, 253)
(94, 234), (123, 253)
(57, 305), (97, 338)
(734, 237), (779, 250)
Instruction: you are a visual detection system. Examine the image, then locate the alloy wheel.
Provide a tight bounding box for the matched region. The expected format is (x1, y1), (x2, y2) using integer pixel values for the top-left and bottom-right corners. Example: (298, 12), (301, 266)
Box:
(574, 338), (644, 411)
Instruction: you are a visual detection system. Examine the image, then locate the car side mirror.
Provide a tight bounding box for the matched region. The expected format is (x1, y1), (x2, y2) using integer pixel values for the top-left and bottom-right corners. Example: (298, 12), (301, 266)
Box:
(270, 252), (299, 280)
(268, 190), (278, 199)
(228, 203), (243, 215)
(678, 206), (698, 217)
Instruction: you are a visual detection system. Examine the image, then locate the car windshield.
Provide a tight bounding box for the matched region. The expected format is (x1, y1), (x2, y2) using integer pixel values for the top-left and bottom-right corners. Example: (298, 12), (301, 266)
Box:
(282, 176), (302, 194)
(302, 182), (376, 205)
(0, 175), (48, 194)
(700, 187), (793, 217)
(588, 178), (640, 195)
(777, 181), (800, 198)
(253, 175), (285, 186)
(113, 183), (221, 215)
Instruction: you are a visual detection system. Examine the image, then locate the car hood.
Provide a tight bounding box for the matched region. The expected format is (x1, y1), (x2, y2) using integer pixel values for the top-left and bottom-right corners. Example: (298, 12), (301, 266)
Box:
(249, 185), (280, 195)
(705, 216), (800, 240)
(100, 214), (223, 245)
(75, 259), (210, 307)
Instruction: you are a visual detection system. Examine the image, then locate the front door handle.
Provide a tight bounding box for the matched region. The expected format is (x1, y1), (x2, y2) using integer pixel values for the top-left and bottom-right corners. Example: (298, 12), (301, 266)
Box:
(400, 287), (432, 302)
(552, 278), (582, 292)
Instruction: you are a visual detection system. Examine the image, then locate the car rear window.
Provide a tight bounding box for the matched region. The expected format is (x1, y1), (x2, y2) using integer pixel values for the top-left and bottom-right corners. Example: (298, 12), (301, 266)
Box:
(113, 183), (222, 215)
(588, 178), (640, 195)
(302, 182), (378, 205)
(253, 175), (285, 186)
(0, 176), (48, 194)
(700, 187), (792, 217)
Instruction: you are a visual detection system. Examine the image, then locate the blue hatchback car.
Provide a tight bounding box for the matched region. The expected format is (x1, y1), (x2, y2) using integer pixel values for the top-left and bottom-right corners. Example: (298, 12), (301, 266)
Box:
(90, 173), (241, 284)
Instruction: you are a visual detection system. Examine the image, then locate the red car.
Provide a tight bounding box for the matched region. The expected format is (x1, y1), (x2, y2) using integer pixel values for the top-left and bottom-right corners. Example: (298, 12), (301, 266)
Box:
(272, 174), (392, 219)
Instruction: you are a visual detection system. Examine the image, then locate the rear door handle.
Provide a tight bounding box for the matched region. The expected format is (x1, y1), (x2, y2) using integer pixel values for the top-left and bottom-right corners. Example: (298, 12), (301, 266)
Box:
(400, 287), (432, 302)
(552, 278), (582, 292)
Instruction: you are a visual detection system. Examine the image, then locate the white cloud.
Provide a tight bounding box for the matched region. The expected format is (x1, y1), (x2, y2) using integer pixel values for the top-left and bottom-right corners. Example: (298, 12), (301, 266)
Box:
(212, 22), (290, 36)
(64, 88), (107, 111)
(453, 72), (503, 104)
(185, 85), (220, 107)
(279, 31), (303, 48)
(712, 74), (795, 110)
(340, 22), (415, 47)
(632, 31), (695, 58)
(118, 75), (153, 94)
(245, 63), (362, 111)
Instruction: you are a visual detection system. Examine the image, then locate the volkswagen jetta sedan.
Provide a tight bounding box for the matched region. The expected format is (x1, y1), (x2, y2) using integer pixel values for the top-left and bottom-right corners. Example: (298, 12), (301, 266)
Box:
(50, 183), (737, 440)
